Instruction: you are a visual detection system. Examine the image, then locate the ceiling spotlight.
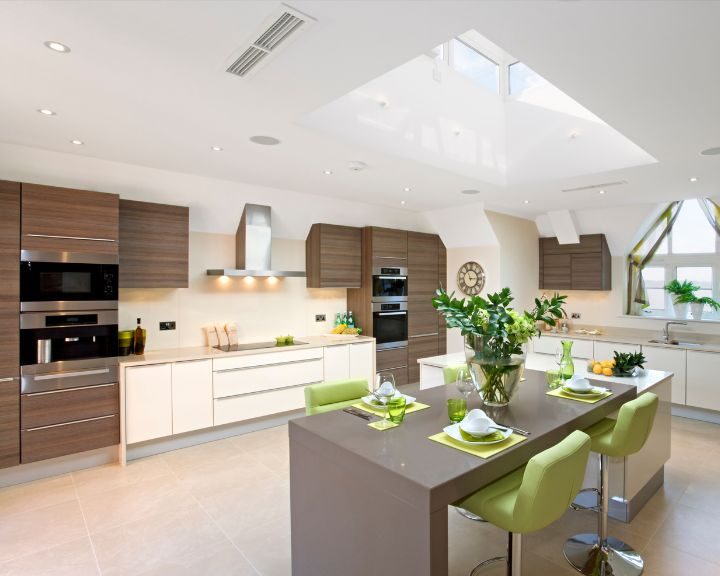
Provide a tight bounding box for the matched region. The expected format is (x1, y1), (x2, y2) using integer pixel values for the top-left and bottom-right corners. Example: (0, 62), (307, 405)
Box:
(211, 146), (223, 151)
(37, 108), (56, 116)
(323, 170), (333, 175)
(403, 187), (411, 192)
(523, 200), (530, 204)
(700, 146), (720, 156)
(598, 189), (606, 194)
(461, 189), (481, 195)
(249, 135), (281, 146)
(70, 139), (84, 146)
(689, 177), (698, 182)
(401, 200), (406, 206)
(347, 160), (368, 172)
(44, 41), (70, 53)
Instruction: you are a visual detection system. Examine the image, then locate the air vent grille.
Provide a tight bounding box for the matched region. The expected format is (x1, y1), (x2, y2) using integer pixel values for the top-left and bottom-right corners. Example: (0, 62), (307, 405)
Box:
(561, 180), (627, 193)
(226, 5), (313, 78)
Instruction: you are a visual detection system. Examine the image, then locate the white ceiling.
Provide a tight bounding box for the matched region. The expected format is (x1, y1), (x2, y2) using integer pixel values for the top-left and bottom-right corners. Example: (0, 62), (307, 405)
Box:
(0, 0), (718, 217)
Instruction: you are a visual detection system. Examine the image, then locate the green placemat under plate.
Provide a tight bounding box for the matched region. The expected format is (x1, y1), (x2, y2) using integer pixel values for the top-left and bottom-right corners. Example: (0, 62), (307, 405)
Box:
(353, 401), (431, 417)
(546, 388), (612, 404)
(428, 431), (527, 459)
(368, 420), (399, 431)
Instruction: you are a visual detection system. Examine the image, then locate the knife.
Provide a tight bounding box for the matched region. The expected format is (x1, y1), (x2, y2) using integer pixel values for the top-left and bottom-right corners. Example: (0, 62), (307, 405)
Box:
(496, 423), (531, 436)
(343, 407), (373, 421)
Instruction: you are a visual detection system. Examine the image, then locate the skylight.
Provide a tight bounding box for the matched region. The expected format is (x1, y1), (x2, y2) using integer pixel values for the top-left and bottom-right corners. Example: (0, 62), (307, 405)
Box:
(450, 39), (499, 94)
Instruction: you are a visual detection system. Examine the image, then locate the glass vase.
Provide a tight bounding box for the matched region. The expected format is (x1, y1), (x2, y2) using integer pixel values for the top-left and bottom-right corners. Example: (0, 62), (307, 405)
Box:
(464, 334), (526, 407)
(558, 340), (575, 381)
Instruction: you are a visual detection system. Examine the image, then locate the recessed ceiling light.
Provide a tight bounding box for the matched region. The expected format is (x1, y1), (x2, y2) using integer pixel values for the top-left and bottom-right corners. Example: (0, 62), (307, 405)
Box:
(598, 189), (606, 194)
(523, 200), (530, 204)
(347, 160), (368, 172)
(37, 108), (56, 116)
(461, 189), (481, 195)
(323, 170), (333, 175)
(44, 41), (70, 53)
(378, 99), (389, 108)
(70, 139), (84, 146)
(401, 200), (406, 206)
(689, 177), (698, 182)
(403, 187), (411, 192)
(211, 146), (223, 151)
(249, 135), (281, 146)
(700, 146), (720, 156)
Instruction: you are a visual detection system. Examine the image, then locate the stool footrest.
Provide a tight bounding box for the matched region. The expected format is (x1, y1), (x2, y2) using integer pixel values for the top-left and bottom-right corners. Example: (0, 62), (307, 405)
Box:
(563, 533), (644, 576)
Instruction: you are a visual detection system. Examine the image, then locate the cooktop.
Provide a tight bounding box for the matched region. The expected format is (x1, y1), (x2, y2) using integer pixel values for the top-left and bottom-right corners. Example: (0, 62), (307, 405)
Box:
(213, 341), (308, 353)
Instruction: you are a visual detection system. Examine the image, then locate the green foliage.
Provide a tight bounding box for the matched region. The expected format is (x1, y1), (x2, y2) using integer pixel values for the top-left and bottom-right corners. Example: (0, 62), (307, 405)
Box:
(612, 351), (646, 376)
(694, 296), (720, 311)
(432, 287), (567, 358)
(664, 279), (700, 304)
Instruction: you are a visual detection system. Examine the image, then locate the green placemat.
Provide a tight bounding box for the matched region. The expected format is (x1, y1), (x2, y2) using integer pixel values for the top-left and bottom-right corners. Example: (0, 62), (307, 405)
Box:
(546, 388), (612, 404)
(428, 431), (527, 459)
(353, 401), (431, 417)
(368, 420), (399, 431)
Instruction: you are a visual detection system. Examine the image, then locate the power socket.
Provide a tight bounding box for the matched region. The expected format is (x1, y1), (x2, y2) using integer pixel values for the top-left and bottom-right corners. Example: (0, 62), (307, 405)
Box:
(571, 313), (581, 319)
(159, 321), (176, 331)
(315, 314), (326, 322)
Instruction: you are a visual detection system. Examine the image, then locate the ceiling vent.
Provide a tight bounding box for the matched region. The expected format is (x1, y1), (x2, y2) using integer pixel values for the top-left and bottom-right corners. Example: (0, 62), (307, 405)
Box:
(226, 4), (315, 78)
(561, 180), (627, 193)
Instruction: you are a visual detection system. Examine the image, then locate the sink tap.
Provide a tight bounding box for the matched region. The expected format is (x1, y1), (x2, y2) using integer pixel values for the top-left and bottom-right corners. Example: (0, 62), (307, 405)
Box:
(663, 321), (687, 343)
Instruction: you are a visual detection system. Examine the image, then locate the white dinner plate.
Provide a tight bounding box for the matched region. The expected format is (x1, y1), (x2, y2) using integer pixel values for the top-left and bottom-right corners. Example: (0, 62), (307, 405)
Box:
(443, 423), (512, 446)
(560, 386), (608, 399)
(361, 393), (416, 409)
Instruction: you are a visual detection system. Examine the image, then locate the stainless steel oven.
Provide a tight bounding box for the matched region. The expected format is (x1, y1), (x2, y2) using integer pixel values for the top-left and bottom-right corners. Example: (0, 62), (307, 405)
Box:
(20, 251), (118, 312)
(372, 267), (408, 303)
(372, 302), (408, 350)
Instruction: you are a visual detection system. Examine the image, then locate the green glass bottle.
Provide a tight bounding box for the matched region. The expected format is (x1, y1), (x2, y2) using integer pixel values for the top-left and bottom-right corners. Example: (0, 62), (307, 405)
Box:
(558, 340), (574, 381)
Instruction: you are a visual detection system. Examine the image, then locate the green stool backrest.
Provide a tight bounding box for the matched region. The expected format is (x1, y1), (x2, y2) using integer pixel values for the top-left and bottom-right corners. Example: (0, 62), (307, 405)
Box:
(304, 379), (369, 416)
(443, 364), (467, 385)
(608, 393), (659, 457)
(513, 430), (591, 533)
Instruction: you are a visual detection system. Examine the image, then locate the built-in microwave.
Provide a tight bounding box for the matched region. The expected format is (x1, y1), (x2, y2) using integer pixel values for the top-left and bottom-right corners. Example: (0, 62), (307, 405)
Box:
(372, 267), (408, 303)
(372, 302), (408, 350)
(20, 251), (118, 311)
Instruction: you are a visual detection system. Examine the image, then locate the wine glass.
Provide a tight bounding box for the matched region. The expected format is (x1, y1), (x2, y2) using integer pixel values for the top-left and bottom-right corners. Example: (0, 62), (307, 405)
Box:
(373, 373), (397, 429)
(455, 367), (474, 404)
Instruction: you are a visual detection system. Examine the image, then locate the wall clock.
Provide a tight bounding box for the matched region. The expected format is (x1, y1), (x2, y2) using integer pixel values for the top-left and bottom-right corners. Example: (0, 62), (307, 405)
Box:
(457, 261), (485, 296)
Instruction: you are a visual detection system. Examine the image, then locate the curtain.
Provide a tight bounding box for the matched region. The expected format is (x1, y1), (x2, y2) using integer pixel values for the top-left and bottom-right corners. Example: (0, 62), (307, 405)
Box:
(699, 198), (720, 236)
(626, 201), (683, 314)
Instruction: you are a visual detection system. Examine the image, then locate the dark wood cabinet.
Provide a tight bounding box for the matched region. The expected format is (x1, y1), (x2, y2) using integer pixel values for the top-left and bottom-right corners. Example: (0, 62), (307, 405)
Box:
(21, 383), (118, 430)
(408, 232), (440, 337)
(119, 199), (189, 288)
(21, 183), (119, 255)
(408, 335), (438, 384)
(305, 224), (361, 288)
(376, 347), (408, 372)
(370, 227), (407, 260)
(0, 180), (20, 469)
(539, 234), (611, 291)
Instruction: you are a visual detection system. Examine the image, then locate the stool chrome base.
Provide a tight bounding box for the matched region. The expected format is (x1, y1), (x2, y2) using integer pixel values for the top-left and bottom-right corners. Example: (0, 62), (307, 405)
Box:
(563, 533), (644, 576)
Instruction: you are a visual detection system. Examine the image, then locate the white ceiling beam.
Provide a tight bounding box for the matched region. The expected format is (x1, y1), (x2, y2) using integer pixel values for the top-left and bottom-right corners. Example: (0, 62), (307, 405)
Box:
(547, 210), (579, 244)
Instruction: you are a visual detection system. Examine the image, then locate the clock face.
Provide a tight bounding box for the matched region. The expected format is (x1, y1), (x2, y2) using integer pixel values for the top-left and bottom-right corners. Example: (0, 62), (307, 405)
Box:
(457, 261), (486, 296)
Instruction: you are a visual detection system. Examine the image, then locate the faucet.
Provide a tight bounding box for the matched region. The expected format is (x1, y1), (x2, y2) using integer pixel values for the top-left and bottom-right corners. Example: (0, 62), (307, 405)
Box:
(663, 321), (687, 343)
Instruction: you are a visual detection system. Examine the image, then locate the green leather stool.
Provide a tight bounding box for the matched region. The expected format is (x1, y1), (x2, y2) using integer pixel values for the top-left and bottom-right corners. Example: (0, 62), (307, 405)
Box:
(443, 364), (467, 385)
(563, 393), (659, 576)
(304, 379), (369, 416)
(455, 430), (591, 576)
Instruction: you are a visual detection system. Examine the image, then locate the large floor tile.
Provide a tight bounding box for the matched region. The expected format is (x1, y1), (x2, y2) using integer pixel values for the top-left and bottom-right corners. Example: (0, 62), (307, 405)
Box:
(645, 503), (720, 566)
(0, 537), (99, 576)
(161, 439), (242, 475)
(135, 540), (258, 576)
(0, 473), (76, 516)
(172, 455), (278, 499)
(642, 541), (720, 576)
(72, 455), (172, 499)
(230, 515), (291, 576)
(0, 500), (87, 563)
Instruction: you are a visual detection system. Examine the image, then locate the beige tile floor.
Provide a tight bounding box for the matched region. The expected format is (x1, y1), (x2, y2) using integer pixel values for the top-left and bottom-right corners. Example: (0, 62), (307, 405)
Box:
(0, 416), (718, 576)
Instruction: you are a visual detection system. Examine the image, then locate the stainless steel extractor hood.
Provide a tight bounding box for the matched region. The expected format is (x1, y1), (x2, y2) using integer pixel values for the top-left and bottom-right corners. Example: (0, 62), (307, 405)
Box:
(206, 204), (305, 278)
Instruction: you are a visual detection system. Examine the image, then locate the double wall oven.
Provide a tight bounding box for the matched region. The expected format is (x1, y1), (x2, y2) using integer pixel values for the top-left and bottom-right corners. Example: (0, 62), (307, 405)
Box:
(372, 267), (408, 350)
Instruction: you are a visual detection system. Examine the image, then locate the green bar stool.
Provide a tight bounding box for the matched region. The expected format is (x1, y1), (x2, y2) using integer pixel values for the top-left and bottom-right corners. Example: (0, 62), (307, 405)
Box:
(455, 430), (591, 576)
(563, 392), (659, 576)
(443, 364), (467, 385)
(304, 379), (369, 416)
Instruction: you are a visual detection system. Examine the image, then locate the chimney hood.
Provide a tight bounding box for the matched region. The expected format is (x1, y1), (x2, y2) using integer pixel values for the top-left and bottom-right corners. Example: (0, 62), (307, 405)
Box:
(206, 204), (305, 278)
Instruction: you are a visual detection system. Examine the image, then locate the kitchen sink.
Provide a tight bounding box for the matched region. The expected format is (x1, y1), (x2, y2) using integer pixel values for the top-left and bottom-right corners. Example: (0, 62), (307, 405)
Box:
(647, 339), (704, 348)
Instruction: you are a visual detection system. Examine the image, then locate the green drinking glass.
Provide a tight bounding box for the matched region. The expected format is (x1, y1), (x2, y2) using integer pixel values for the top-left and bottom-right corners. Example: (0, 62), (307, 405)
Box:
(546, 369), (562, 390)
(447, 398), (467, 423)
(388, 397), (407, 424)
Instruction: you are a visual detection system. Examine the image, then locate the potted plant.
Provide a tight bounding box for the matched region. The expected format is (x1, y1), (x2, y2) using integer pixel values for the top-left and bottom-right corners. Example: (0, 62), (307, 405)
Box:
(612, 351), (646, 377)
(664, 280), (699, 319)
(690, 295), (720, 320)
(432, 287), (567, 406)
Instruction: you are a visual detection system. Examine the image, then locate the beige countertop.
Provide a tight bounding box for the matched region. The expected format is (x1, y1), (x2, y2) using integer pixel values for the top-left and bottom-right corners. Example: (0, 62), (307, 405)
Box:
(118, 335), (375, 367)
(540, 324), (720, 353)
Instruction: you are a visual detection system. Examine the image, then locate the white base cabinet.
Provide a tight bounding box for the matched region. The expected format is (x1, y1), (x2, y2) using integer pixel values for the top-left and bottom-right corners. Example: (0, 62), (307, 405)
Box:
(125, 363), (172, 444)
(592, 341), (641, 360)
(323, 345), (350, 382)
(172, 359), (213, 434)
(642, 346), (686, 405)
(686, 350), (720, 411)
(349, 341), (374, 385)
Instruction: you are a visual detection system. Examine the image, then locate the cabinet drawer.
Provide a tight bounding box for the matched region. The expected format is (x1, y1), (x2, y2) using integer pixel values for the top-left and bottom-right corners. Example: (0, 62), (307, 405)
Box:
(21, 383), (118, 429)
(212, 347), (323, 371)
(377, 367), (408, 387)
(214, 385), (305, 426)
(408, 335), (439, 384)
(376, 347), (408, 371)
(533, 337), (593, 359)
(213, 358), (323, 398)
(21, 414), (119, 464)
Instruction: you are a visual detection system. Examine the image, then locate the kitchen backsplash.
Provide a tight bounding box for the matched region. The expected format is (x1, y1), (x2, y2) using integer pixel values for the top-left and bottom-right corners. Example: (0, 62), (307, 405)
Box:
(119, 232), (346, 349)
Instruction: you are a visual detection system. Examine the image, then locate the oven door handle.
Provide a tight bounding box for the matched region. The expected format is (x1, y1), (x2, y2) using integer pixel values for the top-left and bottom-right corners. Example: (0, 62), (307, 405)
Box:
(33, 368), (111, 381)
(377, 312), (407, 316)
(376, 276), (407, 280)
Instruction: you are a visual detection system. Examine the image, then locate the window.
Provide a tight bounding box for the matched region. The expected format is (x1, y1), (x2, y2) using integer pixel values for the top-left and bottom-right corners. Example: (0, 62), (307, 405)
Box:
(508, 61), (546, 96)
(641, 199), (720, 319)
(449, 39), (499, 94)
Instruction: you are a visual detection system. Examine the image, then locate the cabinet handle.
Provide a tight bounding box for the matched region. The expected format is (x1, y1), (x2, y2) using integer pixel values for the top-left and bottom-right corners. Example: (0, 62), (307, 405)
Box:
(377, 366), (407, 372)
(25, 233), (116, 242)
(377, 276), (407, 280)
(25, 414), (116, 432)
(34, 368), (110, 381)
(378, 312), (407, 316)
(375, 256), (407, 260)
(410, 333), (439, 338)
(0, 377), (18, 383)
(215, 381), (317, 400)
(25, 383), (116, 396)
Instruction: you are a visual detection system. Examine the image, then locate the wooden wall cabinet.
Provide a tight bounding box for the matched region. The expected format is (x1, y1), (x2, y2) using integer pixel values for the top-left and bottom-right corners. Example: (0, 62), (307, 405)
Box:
(305, 224), (361, 288)
(0, 180), (20, 469)
(539, 234), (611, 290)
(369, 227), (407, 260)
(119, 199), (189, 288)
(21, 183), (119, 255)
